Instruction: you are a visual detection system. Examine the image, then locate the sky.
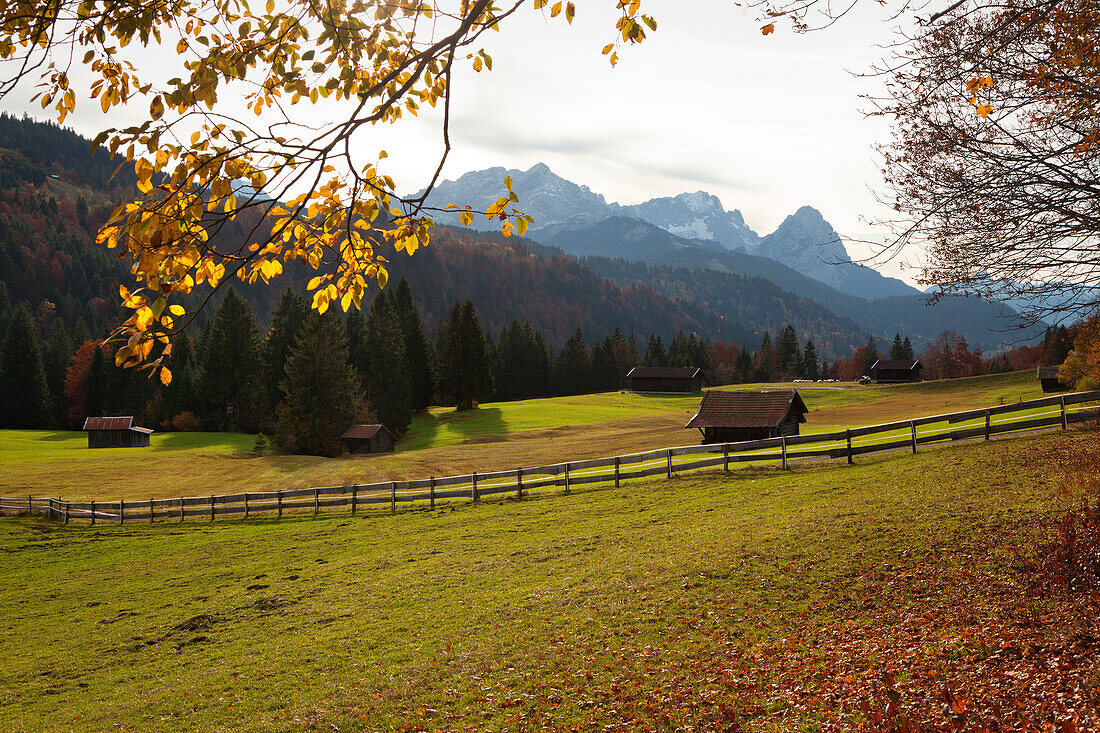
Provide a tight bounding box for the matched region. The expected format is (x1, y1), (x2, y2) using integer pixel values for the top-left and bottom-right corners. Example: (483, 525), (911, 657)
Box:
(3, 0), (923, 281)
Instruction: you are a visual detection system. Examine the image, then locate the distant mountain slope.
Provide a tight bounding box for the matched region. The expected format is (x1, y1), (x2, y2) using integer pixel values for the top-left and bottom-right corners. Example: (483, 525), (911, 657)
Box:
(421, 163), (919, 299)
(749, 207), (917, 299)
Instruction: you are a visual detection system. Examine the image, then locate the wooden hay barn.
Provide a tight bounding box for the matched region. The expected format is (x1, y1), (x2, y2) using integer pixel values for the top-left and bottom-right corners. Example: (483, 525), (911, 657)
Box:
(685, 390), (808, 444)
(340, 424), (397, 453)
(1037, 365), (1069, 393)
(869, 359), (923, 383)
(627, 366), (709, 393)
(83, 416), (153, 448)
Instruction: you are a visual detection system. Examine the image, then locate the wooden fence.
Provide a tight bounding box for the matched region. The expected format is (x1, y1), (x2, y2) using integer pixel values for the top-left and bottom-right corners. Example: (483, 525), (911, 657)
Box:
(4, 390), (1099, 525)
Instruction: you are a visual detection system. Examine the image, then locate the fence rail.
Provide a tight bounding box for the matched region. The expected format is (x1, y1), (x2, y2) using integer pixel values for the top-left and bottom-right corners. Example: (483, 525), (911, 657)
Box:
(4, 390), (1099, 525)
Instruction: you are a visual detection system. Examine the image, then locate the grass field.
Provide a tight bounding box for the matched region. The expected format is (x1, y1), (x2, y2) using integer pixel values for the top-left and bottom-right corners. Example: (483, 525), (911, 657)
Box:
(0, 371), (1048, 502)
(2, 426), (1097, 731)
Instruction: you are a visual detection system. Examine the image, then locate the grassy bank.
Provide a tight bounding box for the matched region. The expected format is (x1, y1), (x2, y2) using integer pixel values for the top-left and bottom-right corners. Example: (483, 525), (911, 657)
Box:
(1, 426), (1097, 731)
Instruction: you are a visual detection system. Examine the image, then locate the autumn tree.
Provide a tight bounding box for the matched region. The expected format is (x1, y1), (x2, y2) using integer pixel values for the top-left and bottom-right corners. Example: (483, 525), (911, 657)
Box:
(0, 0), (664, 382)
(871, 0), (1100, 324)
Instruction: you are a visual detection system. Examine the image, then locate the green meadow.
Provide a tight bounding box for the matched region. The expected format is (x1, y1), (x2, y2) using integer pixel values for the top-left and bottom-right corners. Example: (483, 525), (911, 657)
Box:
(1, 427), (1096, 731)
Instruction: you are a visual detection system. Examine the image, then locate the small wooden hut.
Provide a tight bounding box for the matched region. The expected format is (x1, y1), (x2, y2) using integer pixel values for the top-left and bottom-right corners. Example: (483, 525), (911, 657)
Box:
(340, 424), (397, 453)
(685, 390), (808, 444)
(83, 416), (153, 448)
(627, 366), (709, 393)
(1037, 365), (1069, 393)
(869, 359), (923, 383)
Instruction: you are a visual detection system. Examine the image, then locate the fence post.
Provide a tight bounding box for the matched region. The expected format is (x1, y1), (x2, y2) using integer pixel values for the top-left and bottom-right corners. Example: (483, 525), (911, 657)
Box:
(985, 410), (991, 441)
(90, 500), (96, 526)
(430, 477), (436, 509)
(564, 464), (570, 494)
(244, 492), (249, 519)
(1061, 395), (1068, 429)
(516, 468), (523, 499)
(210, 495), (216, 522)
(63, 500), (69, 525)
(150, 497), (154, 524)
(781, 437), (788, 470)
(910, 421), (917, 454)
(179, 497), (184, 523)
(119, 499), (125, 525)
(313, 488), (320, 516)
(277, 491), (283, 519)
(666, 449), (673, 479)
(846, 430), (853, 465)
(614, 457), (620, 488)
(724, 444), (730, 472)
(391, 481), (396, 513)
(27, 495), (32, 514)
(351, 485), (358, 515)
(472, 471), (479, 502)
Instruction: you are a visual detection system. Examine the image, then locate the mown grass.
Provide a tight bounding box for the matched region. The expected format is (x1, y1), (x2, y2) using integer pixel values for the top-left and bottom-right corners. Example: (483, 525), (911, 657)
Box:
(0, 427), (1094, 731)
(0, 371), (1052, 502)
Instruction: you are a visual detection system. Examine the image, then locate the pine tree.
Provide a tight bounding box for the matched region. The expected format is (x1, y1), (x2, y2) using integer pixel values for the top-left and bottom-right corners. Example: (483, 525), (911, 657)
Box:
(0, 305), (51, 427)
(776, 325), (801, 378)
(862, 337), (880, 377)
(668, 330), (692, 367)
(436, 300), (493, 410)
(754, 332), (777, 382)
(361, 292), (412, 434)
(802, 339), (820, 381)
(553, 327), (591, 396)
(901, 337), (915, 361)
(493, 320), (551, 400)
(643, 333), (667, 367)
(591, 336), (618, 392)
(197, 288), (263, 432)
(262, 288), (310, 417)
(276, 312), (363, 456)
(390, 277), (434, 411)
(889, 333), (906, 360)
(44, 324), (73, 425)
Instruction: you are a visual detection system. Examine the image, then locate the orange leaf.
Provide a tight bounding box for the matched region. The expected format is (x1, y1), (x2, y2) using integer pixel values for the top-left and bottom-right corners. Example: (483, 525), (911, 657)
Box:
(761, 23), (775, 35)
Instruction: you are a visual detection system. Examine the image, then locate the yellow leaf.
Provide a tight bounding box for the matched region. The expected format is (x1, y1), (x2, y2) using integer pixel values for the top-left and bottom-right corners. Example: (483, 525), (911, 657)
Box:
(168, 304), (186, 316)
(159, 366), (173, 386)
(134, 306), (154, 330)
(976, 104), (992, 118)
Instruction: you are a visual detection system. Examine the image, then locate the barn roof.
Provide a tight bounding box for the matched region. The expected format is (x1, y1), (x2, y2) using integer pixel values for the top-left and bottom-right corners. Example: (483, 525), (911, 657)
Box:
(1037, 365), (1061, 380)
(626, 366), (703, 380)
(870, 359), (922, 371)
(340, 424), (395, 440)
(83, 416), (134, 431)
(685, 390), (808, 430)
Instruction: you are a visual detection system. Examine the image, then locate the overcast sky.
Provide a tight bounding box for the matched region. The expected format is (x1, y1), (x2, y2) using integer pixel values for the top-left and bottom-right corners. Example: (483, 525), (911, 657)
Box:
(5, 0), (923, 281)
(374, 0), (922, 281)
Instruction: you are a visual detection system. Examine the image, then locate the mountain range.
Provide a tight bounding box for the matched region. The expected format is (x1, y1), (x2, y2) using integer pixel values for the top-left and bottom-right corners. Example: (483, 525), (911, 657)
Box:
(0, 115), (1039, 361)
(419, 163), (918, 300)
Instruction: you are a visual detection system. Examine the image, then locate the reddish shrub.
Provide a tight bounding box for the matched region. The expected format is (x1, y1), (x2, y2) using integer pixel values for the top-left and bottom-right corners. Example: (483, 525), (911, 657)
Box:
(169, 411), (200, 432)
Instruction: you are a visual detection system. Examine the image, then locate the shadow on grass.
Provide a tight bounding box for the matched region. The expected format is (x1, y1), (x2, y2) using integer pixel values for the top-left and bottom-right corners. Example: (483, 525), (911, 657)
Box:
(400, 407), (507, 451)
(34, 432), (83, 442)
